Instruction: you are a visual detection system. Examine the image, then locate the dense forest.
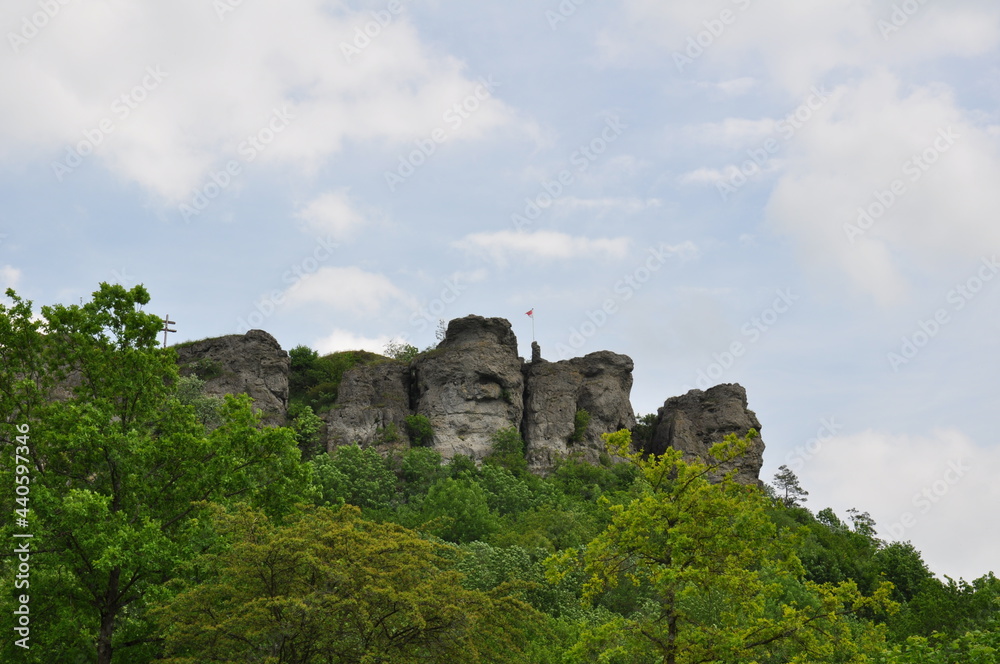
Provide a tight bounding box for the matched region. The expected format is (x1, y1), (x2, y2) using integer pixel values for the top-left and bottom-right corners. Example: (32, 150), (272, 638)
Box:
(2, 284), (998, 663)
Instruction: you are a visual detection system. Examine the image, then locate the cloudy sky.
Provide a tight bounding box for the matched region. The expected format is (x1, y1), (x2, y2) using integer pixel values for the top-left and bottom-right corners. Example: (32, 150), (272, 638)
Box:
(2, 0), (998, 580)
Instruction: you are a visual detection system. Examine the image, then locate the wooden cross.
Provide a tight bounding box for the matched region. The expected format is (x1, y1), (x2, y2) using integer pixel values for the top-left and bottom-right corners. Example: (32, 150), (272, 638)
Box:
(161, 315), (176, 347)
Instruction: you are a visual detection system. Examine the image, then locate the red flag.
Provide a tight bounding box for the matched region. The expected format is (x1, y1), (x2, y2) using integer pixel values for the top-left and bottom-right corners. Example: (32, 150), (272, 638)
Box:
(525, 309), (533, 317)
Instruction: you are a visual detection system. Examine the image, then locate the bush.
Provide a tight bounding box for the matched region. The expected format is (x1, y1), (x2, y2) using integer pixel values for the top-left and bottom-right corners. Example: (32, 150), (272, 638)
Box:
(310, 444), (396, 511)
(287, 403), (324, 460)
(569, 408), (591, 444)
(405, 414), (435, 447)
(288, 346), (382, 413)
(483, 426), (527, 476)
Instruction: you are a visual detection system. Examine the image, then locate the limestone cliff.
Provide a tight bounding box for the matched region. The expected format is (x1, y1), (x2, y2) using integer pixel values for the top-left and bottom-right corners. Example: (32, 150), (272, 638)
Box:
(171, 320), (766, 482)
(522, 350), (636, 471)
(411, 315), (524, 460)
(175, 330), (289, 426)
(645, 383), (765, 485)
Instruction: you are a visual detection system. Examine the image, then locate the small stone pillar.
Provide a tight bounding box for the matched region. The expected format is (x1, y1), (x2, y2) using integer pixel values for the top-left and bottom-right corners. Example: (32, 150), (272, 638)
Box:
(531, 341), (542, 363)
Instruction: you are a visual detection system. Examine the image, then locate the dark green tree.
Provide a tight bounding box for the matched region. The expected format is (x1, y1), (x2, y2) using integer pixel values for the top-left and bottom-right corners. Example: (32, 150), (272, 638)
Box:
(0, 284), (307, 664)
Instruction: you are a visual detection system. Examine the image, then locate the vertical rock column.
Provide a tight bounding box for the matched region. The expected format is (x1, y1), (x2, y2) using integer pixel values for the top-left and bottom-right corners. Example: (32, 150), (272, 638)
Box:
(411, 315), (525, 461)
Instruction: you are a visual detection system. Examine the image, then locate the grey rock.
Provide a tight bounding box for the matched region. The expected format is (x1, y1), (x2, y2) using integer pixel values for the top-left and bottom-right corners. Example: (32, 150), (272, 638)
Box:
(175, 329), (289, 426)
(646, 383), (764, 485)
(523, 351), (636, 471)
(411, 315), (524, 461)
(323, 361), (411, 450)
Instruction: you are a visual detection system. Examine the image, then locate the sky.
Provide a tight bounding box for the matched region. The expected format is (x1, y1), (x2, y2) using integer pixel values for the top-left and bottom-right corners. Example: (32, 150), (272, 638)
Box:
(2, 0), (999, 581)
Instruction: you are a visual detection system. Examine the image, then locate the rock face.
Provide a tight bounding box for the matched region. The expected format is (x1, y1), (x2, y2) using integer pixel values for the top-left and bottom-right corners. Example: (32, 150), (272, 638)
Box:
(175, 330), (289, 426)
(523, 351), (637, 471)
(411, 316), (524, 461)
(646, 383), (764, 485)
(323, 362), (411, 450)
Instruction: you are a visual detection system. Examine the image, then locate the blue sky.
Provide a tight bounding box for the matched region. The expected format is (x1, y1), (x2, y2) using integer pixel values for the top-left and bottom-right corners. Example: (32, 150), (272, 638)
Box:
(2, 0), (999, 580)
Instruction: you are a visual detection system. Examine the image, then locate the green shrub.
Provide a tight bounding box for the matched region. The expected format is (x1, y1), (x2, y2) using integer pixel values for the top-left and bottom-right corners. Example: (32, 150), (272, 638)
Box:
(483, 426), (528, 476)
(569, 408), (591, 444)
(405, 414), (435, 447)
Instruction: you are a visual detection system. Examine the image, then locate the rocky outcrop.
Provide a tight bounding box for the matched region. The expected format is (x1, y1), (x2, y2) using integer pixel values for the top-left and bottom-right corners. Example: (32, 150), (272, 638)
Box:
(411, 315), (524, 461)
(646, 383), (764, 485)
(523, 351), (636, 471)
(323, 361), (411, 450)
(175, 330), (289, 426)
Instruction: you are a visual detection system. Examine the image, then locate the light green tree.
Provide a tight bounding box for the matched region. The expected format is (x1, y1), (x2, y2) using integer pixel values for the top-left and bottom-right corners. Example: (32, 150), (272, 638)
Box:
(548, 429), (895, 664)
(153, 503), (548, 664)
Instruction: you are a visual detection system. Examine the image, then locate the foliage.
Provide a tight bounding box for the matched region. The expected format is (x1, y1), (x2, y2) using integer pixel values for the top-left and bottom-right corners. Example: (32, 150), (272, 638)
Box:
(631, 412), (658, 450)
(773, 463), (810, 506)
(0, 284), (308, 664)
(175, 374), (224, 429)
(483, 425), (528, 476)
(547, 428), (896, 664)
(405, 413), (435, 447)
(287, 345), (381, 413)
(384, 338), (420, 362)
(190, 357), (223, 381)
(309, 443), (396, 511)
(569, 408), (591, 444)
(153, 504), (548, 664)
(420, 477), (498, 543)
(287, 402), (324, 460)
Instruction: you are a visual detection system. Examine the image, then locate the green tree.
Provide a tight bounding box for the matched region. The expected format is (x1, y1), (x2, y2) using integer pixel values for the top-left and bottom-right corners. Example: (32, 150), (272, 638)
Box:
(569, 408), (591, 444)
(153, 504), (547, 664)
(309, 443), (396, 511)
(773, 463), (810, 507)
(384, 338), (420, 362)
(0, 284), (308, 664)
(287, 402), (324, 460)
(483, 425), (528, 476)
(405, 413), (435, 447)
(548, 429), (895, 664)
(421, 477), (498, 543)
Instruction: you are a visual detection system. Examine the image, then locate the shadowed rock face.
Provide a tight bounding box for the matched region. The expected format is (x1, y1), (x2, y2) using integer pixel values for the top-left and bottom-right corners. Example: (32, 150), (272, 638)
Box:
(523, 351), (636, 472)
(175, 330), (289, 426)
(646, 383), (764, 485)
(410, 315), (524, 461)
(323, 361), (411, 451)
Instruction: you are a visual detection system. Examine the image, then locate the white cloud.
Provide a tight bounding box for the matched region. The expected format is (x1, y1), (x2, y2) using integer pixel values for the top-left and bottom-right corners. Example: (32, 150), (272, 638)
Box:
(296, 189), (371, 241)
(283, 266), (414, 315)
(453, 230), (631, 267)
(687, 117), (777, 146)
(698, 77), (757, 96)
(800, 428), (1000, 581)
(0, 0), (522, 201)
(765, 72), (1000, 303)
(0, 265), (22, 290)
(552, 196), (662, 214)
(313, 328), (391, 355)
(611, 0), (1000, 91)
